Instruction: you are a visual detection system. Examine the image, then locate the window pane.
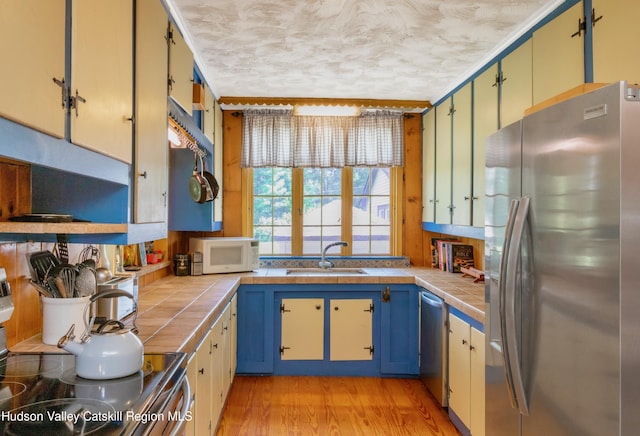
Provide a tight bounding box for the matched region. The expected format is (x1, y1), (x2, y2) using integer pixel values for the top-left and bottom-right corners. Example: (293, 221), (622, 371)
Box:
(352, 168), (391, 255)
(253, 168), (273, 196)
(253, 167), (292, 255)
(273, 168), (292, 195)
(303, 168), (321, 195)
(253, 198), (272, 225)
(323, 168), (342, 195)
(273, 197), (292, 225)
(322, 197), (341, 225)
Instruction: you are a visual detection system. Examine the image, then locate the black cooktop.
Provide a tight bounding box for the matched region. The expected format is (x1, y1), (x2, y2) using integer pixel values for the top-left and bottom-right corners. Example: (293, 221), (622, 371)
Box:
(0, 352), (185, 435)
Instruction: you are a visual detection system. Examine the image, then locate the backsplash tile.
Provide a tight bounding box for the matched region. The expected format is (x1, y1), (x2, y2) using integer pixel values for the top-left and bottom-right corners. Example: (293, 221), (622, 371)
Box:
(259, 256), (411, 269)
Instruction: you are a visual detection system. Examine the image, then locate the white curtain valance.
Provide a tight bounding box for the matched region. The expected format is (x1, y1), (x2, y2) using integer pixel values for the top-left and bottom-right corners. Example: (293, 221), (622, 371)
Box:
(241, 109), (404, 168)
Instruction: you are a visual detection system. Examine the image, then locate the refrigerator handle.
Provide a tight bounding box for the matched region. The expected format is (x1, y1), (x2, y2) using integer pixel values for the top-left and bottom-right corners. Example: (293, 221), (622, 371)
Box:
(504, 195), (530, 416)
(498, 198), (519, 410)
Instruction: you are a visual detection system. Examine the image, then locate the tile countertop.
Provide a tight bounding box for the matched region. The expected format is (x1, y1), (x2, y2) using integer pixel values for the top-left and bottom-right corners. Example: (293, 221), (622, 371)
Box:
(12, 267), (484, 355)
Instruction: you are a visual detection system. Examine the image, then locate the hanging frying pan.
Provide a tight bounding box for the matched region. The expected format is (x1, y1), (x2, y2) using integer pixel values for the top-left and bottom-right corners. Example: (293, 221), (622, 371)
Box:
(189, 153), (211, 203)
(201, 156), (219, 201)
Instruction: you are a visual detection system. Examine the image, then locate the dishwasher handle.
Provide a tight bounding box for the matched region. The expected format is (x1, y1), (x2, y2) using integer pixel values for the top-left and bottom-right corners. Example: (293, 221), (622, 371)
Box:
(421, 291), (443, 308)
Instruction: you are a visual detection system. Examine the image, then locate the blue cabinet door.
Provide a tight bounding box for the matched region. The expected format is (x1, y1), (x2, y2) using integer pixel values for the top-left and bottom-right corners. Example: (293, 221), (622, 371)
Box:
(236, 285), (274, 374)
(380, 284), (420, 375)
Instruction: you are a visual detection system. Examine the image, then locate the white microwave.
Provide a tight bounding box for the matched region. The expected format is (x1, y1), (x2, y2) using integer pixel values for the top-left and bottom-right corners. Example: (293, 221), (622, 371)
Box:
(189, 237), (259, 274)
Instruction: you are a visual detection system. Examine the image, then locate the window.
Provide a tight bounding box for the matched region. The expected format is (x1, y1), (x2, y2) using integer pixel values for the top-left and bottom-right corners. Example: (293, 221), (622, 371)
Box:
(243, 109), (403, 256)
(250, 167), (396, 256)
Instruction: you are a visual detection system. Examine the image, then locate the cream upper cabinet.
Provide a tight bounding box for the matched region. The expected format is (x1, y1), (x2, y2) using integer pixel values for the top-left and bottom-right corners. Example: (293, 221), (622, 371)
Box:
(422, 109), (436, 223)
(434, 101), (453, 224)
(0, 0), (66, 138)
(134, 0), (168, 224)
(169, 23), (194, 115)
(532, 2), (584, 104)
(203, 85), (216, 143)
(500, 39), (533, 128)
(592, 0), (640, 85)
(213, 99), (224, 222)
(329, 299), (373, 361)
(472, 64), (499, 228)
(451, 83), (472, 226)
(70, 0), (133, 163)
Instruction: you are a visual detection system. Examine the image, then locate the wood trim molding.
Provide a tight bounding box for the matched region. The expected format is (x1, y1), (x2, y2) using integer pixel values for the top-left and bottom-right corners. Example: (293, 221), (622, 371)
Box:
(218, 96), (432, 111)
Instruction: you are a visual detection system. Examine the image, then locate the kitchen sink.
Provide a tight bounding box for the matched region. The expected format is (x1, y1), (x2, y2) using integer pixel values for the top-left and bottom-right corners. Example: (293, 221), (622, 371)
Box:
(286, 268), (368, 276)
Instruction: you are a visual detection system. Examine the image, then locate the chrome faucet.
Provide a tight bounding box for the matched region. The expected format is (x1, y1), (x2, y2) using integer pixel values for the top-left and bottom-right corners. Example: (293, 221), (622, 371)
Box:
(319, 241), (348, 269)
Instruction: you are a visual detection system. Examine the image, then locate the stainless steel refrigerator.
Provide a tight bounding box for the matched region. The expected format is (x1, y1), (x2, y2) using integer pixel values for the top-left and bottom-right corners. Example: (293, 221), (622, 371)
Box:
(485, 81), (640, 436)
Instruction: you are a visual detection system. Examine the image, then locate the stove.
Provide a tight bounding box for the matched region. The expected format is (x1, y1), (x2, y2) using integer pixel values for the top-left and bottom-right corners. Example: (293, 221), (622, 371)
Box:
(0, 352), (188, 435)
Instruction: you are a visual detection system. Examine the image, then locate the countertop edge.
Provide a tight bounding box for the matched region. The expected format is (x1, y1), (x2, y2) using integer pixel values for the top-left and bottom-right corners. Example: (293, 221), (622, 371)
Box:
(12, 268), (484, 356)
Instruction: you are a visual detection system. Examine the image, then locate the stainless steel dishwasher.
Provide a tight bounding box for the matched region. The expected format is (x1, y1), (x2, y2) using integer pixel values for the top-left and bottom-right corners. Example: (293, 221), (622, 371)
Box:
(420, 290), (448, 407)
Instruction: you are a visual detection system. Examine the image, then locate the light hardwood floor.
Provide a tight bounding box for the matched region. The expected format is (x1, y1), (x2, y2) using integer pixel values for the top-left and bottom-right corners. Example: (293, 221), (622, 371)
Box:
(217, 376), (461, 435)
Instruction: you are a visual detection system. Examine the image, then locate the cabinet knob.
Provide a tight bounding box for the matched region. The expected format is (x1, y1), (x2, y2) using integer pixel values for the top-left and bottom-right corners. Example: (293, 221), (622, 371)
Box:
(334, 306), (339, 311)
(315, 305), (322, 310)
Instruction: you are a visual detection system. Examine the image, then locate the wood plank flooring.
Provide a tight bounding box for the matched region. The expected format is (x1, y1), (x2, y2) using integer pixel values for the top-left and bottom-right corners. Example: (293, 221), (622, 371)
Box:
(216, 376), (460, 435)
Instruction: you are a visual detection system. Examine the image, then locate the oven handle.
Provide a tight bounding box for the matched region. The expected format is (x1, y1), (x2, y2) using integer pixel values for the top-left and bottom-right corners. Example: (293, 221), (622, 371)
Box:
(169, 376), (192, 436)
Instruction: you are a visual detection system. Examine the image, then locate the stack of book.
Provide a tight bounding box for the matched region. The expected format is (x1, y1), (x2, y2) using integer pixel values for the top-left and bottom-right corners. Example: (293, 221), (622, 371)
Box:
(430, 237), (475, 273)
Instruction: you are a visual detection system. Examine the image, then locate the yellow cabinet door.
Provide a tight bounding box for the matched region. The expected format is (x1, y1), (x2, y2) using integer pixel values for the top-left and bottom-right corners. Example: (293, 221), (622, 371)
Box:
(229, 294), (238, 381)
(280, 298), (324, 360)
(210, 317), (225, 429)
(448, 314), (471, 427)
(221, 302), (233, 398)
(195, 328), (214, 436)
(422, 109), (436, 223)
(134, 0), (168, 224)
(470, 327), (486, 436)
(532, 2), (584, 105)
(592, 0), (640, 85)
(203, 85), (216, 143)
(70, 0), (133, 163)
(169, 24), (194, 115)
(500, 39), (533, 128)
(0, 0), (66, 138)
(435, 101), (453, 224)
(184, 354), (198, 436)
(451, 83), (472, 226)
(330, 299), (373, 361)
(472, 64), (499, 228)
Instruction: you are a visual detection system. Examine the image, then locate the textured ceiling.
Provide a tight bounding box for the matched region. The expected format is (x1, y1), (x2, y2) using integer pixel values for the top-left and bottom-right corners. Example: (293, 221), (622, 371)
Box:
(164, 0), (562, 106)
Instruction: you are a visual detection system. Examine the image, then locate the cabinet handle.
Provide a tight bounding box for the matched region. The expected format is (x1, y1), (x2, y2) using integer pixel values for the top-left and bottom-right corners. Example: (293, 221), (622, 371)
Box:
(591, 8), (603, 27)
(52, 77), (67, 109)
(470, 344), (475, 350)
(198, 368), (204, 374)
(571, 16), (587, 38)
(138, 171), (148, 179)
(462, 339), (468, 345)
(70, 89), (86, 117)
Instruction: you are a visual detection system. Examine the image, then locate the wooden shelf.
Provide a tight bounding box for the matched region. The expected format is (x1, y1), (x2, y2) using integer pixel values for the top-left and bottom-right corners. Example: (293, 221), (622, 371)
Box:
(0, 222), (127, 234)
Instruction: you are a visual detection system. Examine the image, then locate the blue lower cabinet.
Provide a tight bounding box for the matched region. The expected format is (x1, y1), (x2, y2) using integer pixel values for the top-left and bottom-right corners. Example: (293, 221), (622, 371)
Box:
(236, 285), (274, 374)
(236, 284), (419, 377)
(380, 285), (420, 376)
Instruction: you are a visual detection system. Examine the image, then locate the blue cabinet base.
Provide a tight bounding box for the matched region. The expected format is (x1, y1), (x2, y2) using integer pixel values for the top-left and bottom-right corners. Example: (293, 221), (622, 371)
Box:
(236, 284), (420, 378)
